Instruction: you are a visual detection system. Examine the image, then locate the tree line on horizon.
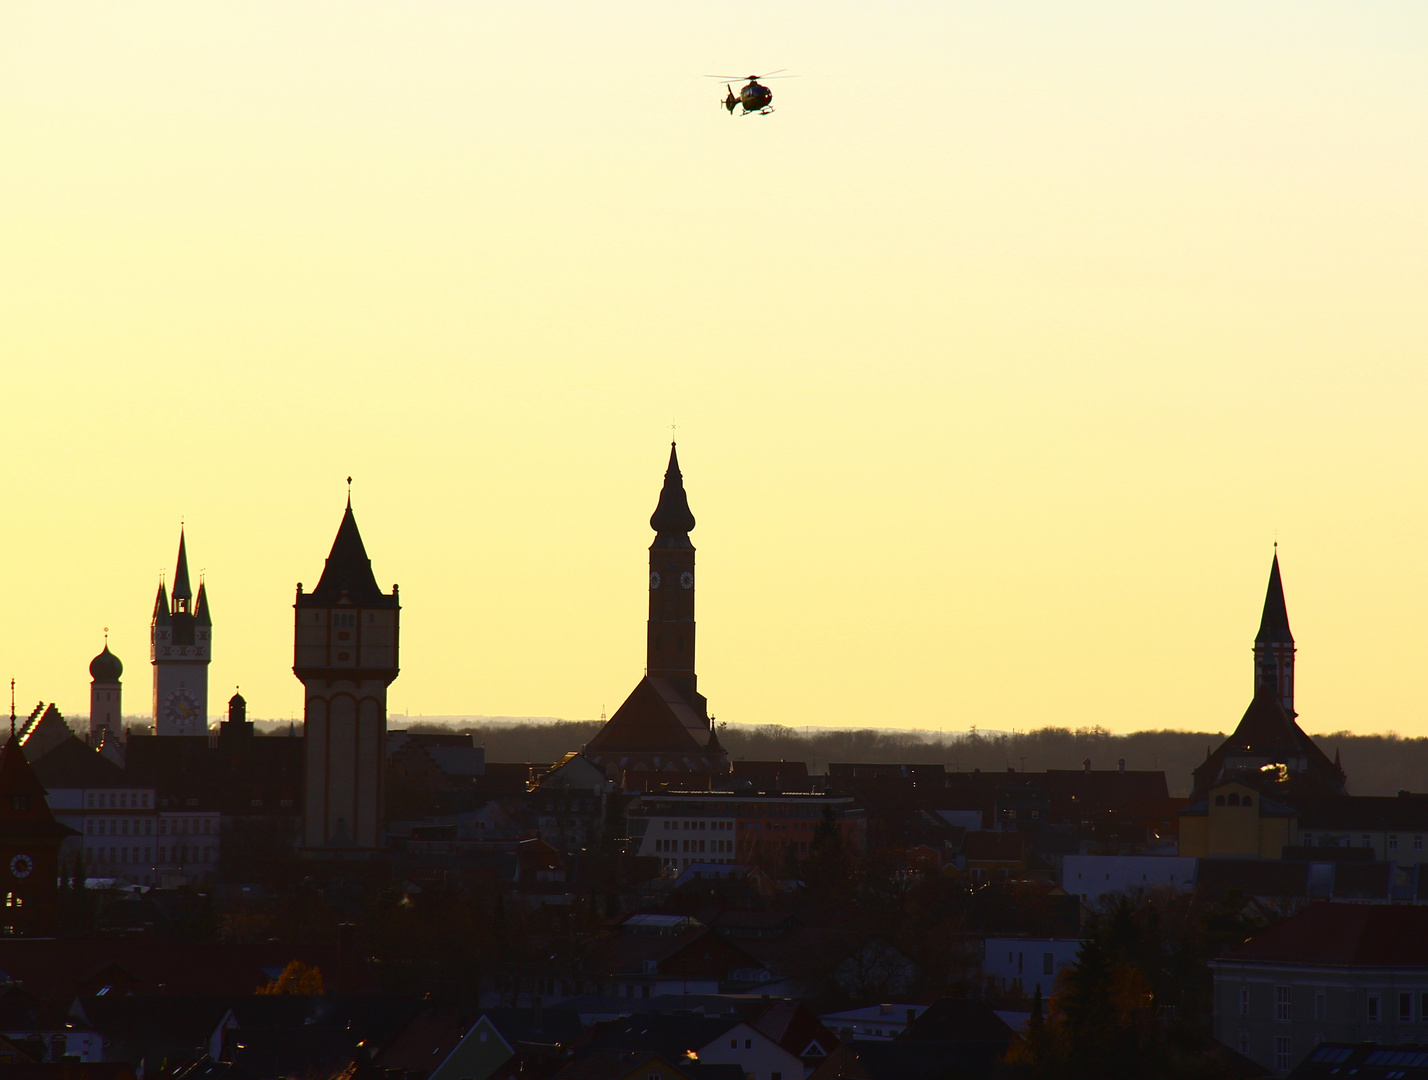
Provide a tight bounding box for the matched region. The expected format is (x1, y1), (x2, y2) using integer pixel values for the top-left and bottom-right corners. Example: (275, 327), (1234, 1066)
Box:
(382, 717), (1428, 799)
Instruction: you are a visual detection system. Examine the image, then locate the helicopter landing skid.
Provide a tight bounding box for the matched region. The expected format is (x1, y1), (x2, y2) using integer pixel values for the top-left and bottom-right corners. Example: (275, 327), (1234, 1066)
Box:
(741, 107), (774, 116)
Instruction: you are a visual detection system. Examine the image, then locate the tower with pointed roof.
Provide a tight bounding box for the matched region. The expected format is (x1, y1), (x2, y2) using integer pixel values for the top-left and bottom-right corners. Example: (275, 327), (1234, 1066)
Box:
(1187, 551), (1344, 804)
(151, 529), (213, 736)
(584, 445), (728, 777)
(88, 636), (124, 745)
(294, 498), (400, 850)
(1255, 550), (1295, 717)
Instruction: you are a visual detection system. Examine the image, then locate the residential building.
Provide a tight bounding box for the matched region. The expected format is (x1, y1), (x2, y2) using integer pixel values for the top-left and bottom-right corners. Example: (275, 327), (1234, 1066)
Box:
(982, 937), (1083, 998)
(1210, 903), (1428, 1076)
(629, 790), (865, 872)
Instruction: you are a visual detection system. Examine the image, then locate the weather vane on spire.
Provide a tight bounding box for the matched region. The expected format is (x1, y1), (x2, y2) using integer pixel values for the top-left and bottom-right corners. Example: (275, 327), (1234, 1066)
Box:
(669, 420), (678, 444)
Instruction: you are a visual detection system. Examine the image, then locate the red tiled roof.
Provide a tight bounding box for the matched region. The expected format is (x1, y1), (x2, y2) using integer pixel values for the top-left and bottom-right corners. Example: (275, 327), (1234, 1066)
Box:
(1217, 903), (1428, 967)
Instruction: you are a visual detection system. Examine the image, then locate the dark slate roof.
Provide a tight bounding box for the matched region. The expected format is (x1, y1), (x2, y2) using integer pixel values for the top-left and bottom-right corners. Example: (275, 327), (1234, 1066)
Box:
(305, 505), (396, 607)
(172, 530), (193, 602)
(480, 1006), (586, 1047)
(1298, 795), (1428, 831)
(1256, 552), (1293, 645)
(649, 443), (696, 543)
(1215, 903), (1428, 967)
(1196, 858), (1310, 901)
(848, 1039), (1007, 1080)
(1331, 861), (1392, 901)
(581, 1012), (742, 1060)
(585, 677), (713, 756)
(899, 998), (1015, 1044)
(32, 735), (127, 788)
(1190, 684), (1344, 802)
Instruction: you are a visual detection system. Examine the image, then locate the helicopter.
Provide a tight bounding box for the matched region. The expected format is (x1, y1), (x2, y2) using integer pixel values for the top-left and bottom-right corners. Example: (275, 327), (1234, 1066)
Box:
(707, 70), (796, 116)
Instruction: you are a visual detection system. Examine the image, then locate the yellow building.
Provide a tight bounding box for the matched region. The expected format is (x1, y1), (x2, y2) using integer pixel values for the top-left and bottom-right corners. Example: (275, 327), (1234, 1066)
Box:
(1179, 780), (1296, 859)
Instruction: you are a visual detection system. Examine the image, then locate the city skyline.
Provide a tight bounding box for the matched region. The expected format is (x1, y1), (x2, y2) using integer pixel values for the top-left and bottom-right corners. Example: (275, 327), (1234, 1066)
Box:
(2, 3), (1425, 735)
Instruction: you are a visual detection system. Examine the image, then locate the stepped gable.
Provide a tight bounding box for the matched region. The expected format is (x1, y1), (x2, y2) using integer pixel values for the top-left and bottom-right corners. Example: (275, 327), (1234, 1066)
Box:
(1191, 683), (1345, 802)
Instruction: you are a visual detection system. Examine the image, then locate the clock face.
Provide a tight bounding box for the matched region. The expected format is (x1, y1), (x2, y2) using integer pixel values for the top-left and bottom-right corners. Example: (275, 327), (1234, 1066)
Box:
(10, 853), (33, 879)
(680, 571), (694, 590)
(164, 688), (201, 725)
(649, 571), (661, 590)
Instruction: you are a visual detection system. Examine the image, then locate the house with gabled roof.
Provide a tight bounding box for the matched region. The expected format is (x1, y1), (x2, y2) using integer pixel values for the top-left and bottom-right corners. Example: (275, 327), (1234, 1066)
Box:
(1211, 903), (1428, 1076)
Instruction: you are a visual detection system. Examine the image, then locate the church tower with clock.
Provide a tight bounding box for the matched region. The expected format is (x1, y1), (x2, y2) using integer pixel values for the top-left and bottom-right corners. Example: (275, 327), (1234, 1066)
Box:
(584, 444), (727, 776)
(294, 499), (400, 851)
(151, 529), (213, 736)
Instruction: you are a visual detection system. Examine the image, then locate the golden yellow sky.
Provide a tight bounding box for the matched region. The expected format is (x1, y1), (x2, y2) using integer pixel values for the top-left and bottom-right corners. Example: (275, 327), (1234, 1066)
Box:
(2, 2), (1425, 735)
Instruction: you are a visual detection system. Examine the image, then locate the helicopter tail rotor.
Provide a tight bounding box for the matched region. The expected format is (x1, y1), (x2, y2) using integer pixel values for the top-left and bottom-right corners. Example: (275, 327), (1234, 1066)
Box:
(722, 84), (738, 115)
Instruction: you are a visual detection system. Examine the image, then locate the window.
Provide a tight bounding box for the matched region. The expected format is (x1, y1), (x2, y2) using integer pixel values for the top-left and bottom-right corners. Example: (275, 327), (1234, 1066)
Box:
(1421, 992), (1428, 1020)
(1416, 836), (1423, 851)
(1239, 1032), (1249, 1056)
(1368, 994), (1381, 1023)
(745, 1040), (752, 1049)
(1303, 834), (1312, 846)
(1401, 992), (1413, 1023)
(1275, 1036), (1291, 1072)
(730, 1039), (738, 1049)
(1363, 835), (1372, 848)
(1277, 986), (1291, 1022)
(1044, 953), (1054, 976)
(1239, 987), (1250, 1017)
(1244, 796), (1253, 807)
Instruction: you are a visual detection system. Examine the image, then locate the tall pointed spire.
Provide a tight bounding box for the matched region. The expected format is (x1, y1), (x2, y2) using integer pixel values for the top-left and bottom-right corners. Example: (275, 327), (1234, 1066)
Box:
(1253, 549), (1297, 718)
(649, 443), (696, 542)
(1255, 551), (1293, 644)
(195, 579), (212, 626)
(172, 528), (192, 605)
(152, 581), (172, 626)
(309, 502), (392, 606)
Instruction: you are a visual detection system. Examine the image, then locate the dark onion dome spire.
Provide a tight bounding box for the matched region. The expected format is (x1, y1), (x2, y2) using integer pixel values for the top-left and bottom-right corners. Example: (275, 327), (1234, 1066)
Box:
(308, 503), (397, 607)
(649, 443), (696, 540)
(1256, 551), (1294, 644)
(89, 645), (123, 683)
(172, 528), (193, 603)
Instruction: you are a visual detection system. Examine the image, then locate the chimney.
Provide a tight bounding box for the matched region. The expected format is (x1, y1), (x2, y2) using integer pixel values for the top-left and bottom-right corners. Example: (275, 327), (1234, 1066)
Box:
(1083, 758), (1091, 774)
(1118, 758), (1125, 774)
